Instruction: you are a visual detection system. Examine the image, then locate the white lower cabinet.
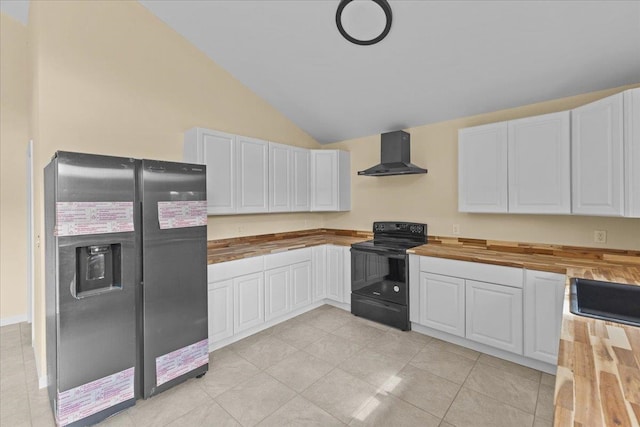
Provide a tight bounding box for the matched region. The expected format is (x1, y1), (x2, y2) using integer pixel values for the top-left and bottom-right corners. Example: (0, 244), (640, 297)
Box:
(419, 272), (465, 337)
(291, 261), (312, 310)
(264, 266), (290, 321)
(312, 245), (327, 301)
(234, 272), (265, 333)
(466, 280), (523, 354)
(524, 270), (566, 364)
(326, 245), (344, 302)
(207, 280), (234, 343)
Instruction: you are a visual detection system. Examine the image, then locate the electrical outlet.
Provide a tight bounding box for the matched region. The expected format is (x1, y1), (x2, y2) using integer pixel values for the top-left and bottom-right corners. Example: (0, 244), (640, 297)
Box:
(452, 224), (460, 235)
(593, 230), (607, 244)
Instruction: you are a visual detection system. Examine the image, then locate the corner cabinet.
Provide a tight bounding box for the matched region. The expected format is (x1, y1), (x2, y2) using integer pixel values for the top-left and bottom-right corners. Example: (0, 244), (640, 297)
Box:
(310, 150), (351, 212)
(458, 122), (508, 213)
(571, 93), (624, 216)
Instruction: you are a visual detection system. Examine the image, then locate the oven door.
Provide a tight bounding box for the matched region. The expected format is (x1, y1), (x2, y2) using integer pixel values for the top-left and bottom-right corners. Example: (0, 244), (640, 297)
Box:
(350, 247), (407, 305)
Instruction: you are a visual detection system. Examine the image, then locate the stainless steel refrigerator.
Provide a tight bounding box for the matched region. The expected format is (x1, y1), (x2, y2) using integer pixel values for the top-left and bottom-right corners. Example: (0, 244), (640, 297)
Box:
(45, 151), (208, 427)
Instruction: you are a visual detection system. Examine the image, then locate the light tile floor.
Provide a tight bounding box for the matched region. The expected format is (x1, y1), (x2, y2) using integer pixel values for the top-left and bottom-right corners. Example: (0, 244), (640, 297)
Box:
(0, 305), (556, 426)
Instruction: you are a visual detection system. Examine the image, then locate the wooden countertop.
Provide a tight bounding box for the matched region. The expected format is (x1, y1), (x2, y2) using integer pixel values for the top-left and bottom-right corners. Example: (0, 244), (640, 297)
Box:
(208, 231), (640, 425)
(207, 229), (370, 264)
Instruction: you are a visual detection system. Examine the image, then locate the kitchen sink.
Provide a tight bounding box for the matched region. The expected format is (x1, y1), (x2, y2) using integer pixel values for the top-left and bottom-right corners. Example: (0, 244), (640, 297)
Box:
(570, 278), (640, 327)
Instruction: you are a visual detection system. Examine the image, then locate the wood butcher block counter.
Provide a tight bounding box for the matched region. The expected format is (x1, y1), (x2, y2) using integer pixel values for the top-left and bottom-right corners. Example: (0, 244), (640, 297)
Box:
(207, 228), (371, 264)
(408, 237), (640, 427)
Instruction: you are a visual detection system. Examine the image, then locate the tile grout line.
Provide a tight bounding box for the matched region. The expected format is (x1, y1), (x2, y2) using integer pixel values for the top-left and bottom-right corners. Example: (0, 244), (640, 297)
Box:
(438, 350), (481, 425)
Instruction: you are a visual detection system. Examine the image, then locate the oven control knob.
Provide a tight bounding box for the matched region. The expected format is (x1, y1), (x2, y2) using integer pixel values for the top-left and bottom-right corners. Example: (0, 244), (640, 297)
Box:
(393, 286), (400, 292)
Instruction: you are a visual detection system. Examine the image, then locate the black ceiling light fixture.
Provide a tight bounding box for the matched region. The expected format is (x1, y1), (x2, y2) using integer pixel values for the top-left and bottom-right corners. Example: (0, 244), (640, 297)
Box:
(336, 0), (393, 46)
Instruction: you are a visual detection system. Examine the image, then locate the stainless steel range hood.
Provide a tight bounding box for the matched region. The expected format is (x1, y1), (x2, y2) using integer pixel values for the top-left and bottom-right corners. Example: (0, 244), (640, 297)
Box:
(358, 131), (428, 176)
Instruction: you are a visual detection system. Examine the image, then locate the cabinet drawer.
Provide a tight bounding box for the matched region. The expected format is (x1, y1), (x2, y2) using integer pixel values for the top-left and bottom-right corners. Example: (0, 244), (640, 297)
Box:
(420, 256), (523, 288)
(264, 247), (312, 270)
(208, 256), (264, 282)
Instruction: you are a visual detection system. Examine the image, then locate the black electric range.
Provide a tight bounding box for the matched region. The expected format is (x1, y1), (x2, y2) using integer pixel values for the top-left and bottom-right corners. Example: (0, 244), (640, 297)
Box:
(350, 222), (427, 330)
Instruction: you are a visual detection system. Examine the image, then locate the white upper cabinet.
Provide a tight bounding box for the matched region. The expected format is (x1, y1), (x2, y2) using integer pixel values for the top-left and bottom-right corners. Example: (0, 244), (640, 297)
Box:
(571, 93), (624, 216)
(184, 128), (236, 214)
(508, 112), (571, 214)
(458, 122), (508, 213)
(186, 127), (340, 215)
(291, 147), (311, 212)
(236, 136), (269, 214)
(624, 88), (640, 218)
(310, 150), (351, 212)
(268, 142), (292, 212)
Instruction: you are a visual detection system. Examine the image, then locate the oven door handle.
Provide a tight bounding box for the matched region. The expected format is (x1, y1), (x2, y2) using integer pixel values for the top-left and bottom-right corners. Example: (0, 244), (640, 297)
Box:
(350, 247), (406, 260)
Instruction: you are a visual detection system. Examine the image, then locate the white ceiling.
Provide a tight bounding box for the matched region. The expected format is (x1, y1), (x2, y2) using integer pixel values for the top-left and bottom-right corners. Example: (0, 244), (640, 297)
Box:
(3, 1), (639, 144)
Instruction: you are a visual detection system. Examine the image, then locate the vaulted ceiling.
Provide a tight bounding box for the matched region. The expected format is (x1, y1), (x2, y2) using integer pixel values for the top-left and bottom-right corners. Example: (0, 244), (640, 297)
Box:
(4, 1), (640, 144)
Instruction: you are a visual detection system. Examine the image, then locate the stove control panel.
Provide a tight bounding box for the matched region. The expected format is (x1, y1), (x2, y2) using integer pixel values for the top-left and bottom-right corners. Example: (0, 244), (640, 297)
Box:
(372, 222), (427, 236)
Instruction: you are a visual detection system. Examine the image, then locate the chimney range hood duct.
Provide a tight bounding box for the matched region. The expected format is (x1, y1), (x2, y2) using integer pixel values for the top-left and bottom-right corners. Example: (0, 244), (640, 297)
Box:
(358, 130), (428, 176)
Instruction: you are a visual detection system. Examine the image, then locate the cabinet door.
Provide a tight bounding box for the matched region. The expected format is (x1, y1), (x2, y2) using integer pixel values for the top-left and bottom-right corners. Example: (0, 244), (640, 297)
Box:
(236, 136), (269, 213)
(310, 151), (338, 211)
(524, 270), (565, 364)
(624, 88), (640, 217)
(342, 246), (352, 304)
(571, 93), (624, 216)
(466, 280), (523, 354)
(233, 272), (265, 333)
(291, 261), (313, 310)
(202, 130), (236, 214)
(508, 112), (571, 214)
(419, 273), (465, 337)
(208, 280), (234, 344)
(313, 245), (327, 301)
(264, 267), (290, 321)
(269, 142), (291, 212)
(458, 123), (508, 213)
(291, 148), (310, 212)
(326, 245), (343, 302)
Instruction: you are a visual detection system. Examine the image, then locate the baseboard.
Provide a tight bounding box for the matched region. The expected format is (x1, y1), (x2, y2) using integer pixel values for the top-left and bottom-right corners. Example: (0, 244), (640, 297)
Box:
(0, 314), (27, 327)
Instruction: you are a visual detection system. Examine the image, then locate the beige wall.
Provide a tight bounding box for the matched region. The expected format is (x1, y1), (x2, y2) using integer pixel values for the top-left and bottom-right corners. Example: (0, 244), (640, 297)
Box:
(324, 84), (640, 250)
(1, 14), (29, 322)
(28, 0), (322, 376)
